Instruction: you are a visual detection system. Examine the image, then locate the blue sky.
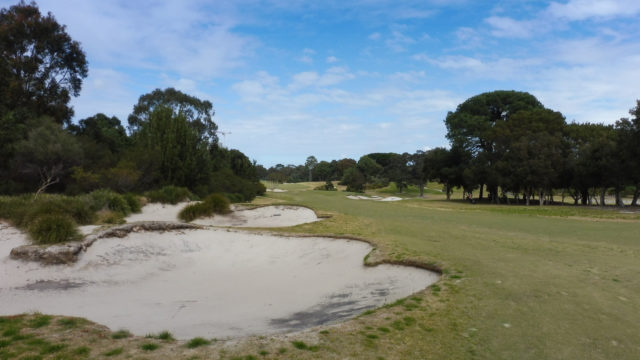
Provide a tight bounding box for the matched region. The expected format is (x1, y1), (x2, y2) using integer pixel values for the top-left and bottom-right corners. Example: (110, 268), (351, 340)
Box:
(4, 0), (639, 167)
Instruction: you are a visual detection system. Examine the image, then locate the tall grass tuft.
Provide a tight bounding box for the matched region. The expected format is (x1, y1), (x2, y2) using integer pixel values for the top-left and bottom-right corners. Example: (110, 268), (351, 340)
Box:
(27, 214), (80, 244)
(178, 193), (231, 222)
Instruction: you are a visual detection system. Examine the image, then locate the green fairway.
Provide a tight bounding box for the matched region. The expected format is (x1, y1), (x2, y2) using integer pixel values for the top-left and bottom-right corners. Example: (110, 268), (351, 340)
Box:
(257, 183), (640, 360)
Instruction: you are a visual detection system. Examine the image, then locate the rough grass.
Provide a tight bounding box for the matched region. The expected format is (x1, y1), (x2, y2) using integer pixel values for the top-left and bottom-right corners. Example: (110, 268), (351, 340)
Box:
(1, 182), (639, 359)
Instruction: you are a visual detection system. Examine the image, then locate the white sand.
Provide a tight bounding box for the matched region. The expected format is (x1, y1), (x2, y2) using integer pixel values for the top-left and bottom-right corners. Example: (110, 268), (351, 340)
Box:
(124, 202), (193, 223)
(193, 205), (318, 227)
(0, 224), (439, 339)
(346, 195), (403, 202)
(266, 189), (288, 193)
(125, 203), (318, 228)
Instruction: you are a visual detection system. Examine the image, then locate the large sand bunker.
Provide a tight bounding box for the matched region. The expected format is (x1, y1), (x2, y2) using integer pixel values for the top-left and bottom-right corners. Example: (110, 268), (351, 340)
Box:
(0, 223), (438, 339)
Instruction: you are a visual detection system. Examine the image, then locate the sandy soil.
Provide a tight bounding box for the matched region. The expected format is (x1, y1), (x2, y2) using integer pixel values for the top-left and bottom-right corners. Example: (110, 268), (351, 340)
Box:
(193, 205), (319, 227)
(346, 195), (403, 201)
(0, 224), (438, 339)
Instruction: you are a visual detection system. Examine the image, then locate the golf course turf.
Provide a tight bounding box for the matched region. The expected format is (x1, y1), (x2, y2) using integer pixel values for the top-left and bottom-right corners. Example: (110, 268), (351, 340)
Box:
(1, 182), (639, 359)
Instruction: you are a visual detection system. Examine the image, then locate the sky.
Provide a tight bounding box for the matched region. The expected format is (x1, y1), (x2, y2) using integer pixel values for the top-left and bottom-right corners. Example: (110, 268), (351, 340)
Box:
(3, 0), (639, 167)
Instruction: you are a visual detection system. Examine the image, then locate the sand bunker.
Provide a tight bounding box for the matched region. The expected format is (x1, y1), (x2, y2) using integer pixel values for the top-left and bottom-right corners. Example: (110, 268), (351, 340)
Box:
(193, 205), (318, 227)
(0, 224), (439, 339)
(347, 195), (403, 202)
(125, 203), (317, 228)
(266, 188), (288, 193)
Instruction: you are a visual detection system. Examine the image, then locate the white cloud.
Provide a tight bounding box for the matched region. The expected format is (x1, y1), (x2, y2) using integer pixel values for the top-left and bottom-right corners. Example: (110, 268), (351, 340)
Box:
(484, 16), (538, 38)
(326, 56), (339, 63)
(369, 32), (381, 40)
(548, 0), (640, 21)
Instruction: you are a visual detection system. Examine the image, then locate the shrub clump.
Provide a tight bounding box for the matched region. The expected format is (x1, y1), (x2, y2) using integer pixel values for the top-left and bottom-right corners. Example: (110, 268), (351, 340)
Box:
(89, 189), (131, 216)
(315, 179), (337, 191)
(27, 214), (81, 244)
(146, 186), (194, 204)
(178, 193), (231, 222)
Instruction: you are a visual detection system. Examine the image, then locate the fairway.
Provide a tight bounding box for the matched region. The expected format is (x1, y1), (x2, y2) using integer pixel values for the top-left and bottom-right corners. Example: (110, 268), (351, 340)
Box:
(254, 183), (640, 360)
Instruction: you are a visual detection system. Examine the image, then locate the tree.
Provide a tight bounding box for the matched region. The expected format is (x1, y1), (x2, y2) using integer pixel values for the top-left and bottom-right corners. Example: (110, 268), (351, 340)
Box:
(305, 156), (318, 182)
(0, 1), (88, 124)
(13, 117), (82, 195)
(131, 105), (210, 189)
(341, 167), (366, 192)
(128, 88), (218, 146)
(357, 155), (383, 181)
(445, 90), (544, 202)
(616, 100), (640, 206)
(313, 160), (333, 181)
(494, 109), (566, 205)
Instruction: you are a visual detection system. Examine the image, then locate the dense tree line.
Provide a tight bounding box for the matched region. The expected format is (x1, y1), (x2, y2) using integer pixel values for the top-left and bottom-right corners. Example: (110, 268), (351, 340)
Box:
(0, 2), (264, 201)
(270, 91), (639, 207)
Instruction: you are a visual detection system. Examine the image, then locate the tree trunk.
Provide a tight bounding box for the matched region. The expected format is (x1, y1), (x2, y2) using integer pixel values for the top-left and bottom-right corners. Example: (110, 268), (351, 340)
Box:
(581, 189), (589, 205)
(600, 188), (606, 206)
(615, 188), (624, 207)
(550, 193), (555, 204)
(419, 182), (425, 197)
(632, 187), (640, 206)
(539, 190), (544, 206)
(446, 185), (451, 200)
(525, 189), (530, 206)
(479, 184), (484, 200)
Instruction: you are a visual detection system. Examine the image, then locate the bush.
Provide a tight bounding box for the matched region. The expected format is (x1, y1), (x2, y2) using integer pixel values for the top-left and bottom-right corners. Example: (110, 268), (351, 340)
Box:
(178, 202), (210, 222)
(315, 180), (337, 191)
(205, 193), (232, 214)
(21, 195), (95, 227)
(28, 214), (80, 244)
(89, 189), (131, 216)
(146, 186), (194, 204)
(122, 193), (142, 213)
(178, 193), (231, 222)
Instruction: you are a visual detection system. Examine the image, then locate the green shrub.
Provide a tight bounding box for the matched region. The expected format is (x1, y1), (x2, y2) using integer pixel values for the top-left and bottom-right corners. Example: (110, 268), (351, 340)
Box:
(178, 202), (210, 222)
(205, 193), (231, 214)
(20, 195), (95, 227)
(89, 189), (131, 216)
(178, 193), (231, 222)
(146, 186), (194, 204)
(123, 193), (142, 213)
(27, 214), (80, 244)
(315, 180), (337, 191)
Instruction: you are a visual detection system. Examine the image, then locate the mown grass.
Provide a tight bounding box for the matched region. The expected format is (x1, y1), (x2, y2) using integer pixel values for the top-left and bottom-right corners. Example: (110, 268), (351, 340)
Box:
(1, 182), (639, 359)
(258, 182), (640, 359)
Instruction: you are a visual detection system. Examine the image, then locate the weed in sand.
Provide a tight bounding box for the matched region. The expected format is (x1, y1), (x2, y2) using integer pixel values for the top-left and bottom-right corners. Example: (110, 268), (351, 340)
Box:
(110, 329), (132, 339)
(186, 337), (211, 348)
(146, 330), (175, 341)
(141, 342), (160, 351)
